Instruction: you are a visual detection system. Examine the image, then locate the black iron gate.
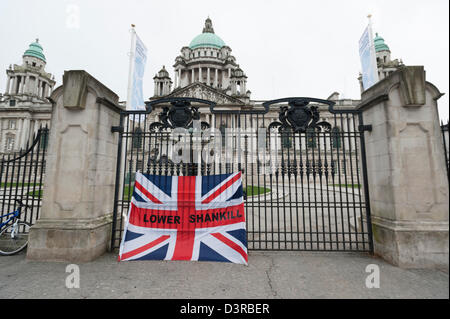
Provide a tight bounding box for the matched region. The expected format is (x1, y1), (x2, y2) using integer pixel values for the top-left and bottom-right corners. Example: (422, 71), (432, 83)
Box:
(0, 127), (49, 228)
(110, 97), (373, 252)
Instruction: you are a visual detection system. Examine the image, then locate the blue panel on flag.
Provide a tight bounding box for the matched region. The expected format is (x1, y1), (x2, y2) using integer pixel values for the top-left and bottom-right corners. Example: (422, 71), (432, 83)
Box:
(132, 191), (146, 203)
(198, 242), (231, 263)
(124, 230), (144, 242)
(201, 173), (231, 197)
(227, 228), (247, 248)
(144, 174), (172, 197)
(138, 243), (169, 261)
(229, 185), (243, 201)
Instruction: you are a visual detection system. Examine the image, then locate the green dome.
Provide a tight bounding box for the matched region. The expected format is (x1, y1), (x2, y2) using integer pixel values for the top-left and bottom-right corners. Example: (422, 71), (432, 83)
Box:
(189, 18), (225, 49)
(189, 32), (226, 49)
(23, 39), (46, 62)
(374, 33), (390, 52)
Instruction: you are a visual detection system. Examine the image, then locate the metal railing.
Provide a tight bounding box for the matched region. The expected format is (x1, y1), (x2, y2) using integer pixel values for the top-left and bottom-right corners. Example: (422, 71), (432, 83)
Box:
(0, 127), (48, 229)
(110, 97), (373, 252)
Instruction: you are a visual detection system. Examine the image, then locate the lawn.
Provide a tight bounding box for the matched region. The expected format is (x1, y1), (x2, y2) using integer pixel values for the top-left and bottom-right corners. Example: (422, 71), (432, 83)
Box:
(28, 184), (271, 200)
(121, 184), (271, 201)
(1, 182), (42, 188)
(332, 184), (361, 189)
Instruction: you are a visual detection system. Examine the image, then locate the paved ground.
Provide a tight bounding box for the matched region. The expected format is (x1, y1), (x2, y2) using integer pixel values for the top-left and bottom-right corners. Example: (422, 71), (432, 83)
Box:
(0, 250), (448, 299)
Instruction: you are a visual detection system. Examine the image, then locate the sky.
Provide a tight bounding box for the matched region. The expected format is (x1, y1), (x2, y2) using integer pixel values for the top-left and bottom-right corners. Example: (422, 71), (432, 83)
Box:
(0, 0), (448, 121)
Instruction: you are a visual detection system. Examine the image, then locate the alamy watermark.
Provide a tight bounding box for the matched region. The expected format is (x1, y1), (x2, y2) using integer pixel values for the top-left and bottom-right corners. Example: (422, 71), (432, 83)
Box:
(66, 2), (80, 29)
(152, 120), (288, 173)
(65, 264), (80, 289)
(365, 264), (380, 288)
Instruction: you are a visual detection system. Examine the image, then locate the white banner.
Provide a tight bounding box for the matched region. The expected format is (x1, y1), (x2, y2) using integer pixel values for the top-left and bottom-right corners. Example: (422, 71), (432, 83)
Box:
(127, 29), (147, 111)
(359, 23), (379, 91)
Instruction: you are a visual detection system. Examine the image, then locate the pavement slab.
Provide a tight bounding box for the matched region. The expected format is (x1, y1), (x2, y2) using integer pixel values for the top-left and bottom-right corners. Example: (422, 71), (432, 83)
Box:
(0, 251), (448, 299)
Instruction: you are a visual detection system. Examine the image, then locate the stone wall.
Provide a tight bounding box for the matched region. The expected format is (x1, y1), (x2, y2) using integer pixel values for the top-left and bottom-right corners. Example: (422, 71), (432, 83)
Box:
(359, 66), (449, 270)
(27, 70), (124, 262)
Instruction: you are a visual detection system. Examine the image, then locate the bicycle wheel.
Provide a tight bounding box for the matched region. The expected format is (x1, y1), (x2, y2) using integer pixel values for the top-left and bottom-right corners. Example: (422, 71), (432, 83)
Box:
(0, 221), (31, 255)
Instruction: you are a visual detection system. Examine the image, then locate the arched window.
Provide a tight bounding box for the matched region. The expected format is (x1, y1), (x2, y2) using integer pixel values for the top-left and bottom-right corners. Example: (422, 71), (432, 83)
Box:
(132, 127), (143, 149)
(331, 127), (341, 149)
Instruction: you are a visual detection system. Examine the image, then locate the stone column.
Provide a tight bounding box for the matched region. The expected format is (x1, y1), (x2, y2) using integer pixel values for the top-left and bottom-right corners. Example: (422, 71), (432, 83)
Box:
(178, 69), (181, 88)
(24, 75), (29, 94)
(214, 68), (218, 88)
(174, 70), (178, 89)
(359, 66), (449, 270)
(12, 76), (17, 94)
(27, 70), (124, 262)
(5, 76), (11, 94)
(191, 69), (195, 84)
(207, 67), (210, 86)
(199, 67), (202, 83)
(19, 76), (24, 94)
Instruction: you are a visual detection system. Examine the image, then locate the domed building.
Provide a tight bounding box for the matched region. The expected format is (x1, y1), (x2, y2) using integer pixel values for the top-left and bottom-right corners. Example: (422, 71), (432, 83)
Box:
(0, 39), (55, 153)
(150, 17), (251, 105)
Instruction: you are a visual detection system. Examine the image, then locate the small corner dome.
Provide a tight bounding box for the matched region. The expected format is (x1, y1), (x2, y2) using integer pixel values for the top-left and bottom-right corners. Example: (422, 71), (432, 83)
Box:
(374, 33), (390, 53)
(157, 66), (170, 77)
(23, 39), (46, 62)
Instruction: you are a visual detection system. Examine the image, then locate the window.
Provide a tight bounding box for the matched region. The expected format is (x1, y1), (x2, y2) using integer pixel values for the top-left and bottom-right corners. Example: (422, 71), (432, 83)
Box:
(5, 135), (15, 151)
(219, 123), (226, 147)
(341, 160), (347, 174)
(136, 160), (143, 171)
(40, 130), (49, 150)
(132, 127), (143, 149)
(9, 99), (16, 107)
(9, 119), (16, 129)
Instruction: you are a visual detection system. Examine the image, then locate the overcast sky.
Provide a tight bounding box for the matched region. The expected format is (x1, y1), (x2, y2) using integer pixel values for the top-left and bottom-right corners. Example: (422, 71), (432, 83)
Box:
(0, 0), (448, 120)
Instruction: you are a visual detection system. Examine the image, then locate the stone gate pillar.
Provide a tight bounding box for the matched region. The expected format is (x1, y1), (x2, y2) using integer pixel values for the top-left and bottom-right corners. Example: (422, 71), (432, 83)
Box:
(27, 70), (124, 262)
(359, 66), (449, 270)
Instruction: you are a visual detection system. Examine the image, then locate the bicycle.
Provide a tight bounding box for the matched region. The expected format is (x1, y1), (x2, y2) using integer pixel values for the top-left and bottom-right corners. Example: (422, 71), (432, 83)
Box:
(0, 199), (32, 255)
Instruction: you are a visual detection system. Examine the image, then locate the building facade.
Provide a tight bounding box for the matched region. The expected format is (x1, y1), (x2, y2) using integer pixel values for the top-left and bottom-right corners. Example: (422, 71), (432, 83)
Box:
(122, 18), (407, 182)
(0, 40), (55, 153)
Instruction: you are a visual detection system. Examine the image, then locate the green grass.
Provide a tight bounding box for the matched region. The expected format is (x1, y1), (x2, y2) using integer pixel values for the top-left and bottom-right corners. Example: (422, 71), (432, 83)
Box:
(244, 185), (271, 196)
(27, 190), (43, 198)
(1, 182), (42, 188)
(332, 184), (361, 189)
(121, 184), (271, 201)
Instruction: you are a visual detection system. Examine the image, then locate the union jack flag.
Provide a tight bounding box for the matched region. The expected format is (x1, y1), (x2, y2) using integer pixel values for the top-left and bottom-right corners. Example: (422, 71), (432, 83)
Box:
(118, 171), (248, 264)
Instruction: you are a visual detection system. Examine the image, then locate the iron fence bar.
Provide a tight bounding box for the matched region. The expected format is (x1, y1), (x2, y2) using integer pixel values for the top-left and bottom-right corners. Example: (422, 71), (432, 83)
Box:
(36, 127), (48, 221)
(352, 115), (366, 250)
(358, 111), (374, 253)
(110, 114), (125, 251)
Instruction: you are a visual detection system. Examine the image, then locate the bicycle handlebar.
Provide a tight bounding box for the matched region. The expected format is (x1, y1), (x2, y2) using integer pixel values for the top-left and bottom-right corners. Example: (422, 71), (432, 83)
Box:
(15, 199), (31, 209)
